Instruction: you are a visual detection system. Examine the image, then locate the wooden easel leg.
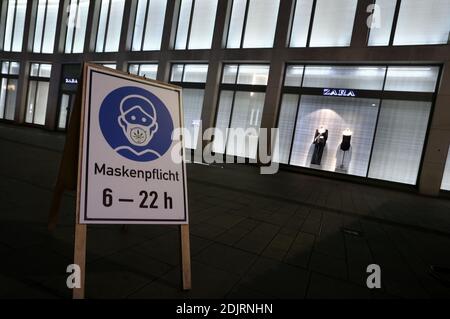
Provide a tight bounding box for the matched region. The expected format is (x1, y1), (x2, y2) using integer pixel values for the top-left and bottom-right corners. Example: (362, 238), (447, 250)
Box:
(180, 224), (191, 290)
(73, 223), (87, 299)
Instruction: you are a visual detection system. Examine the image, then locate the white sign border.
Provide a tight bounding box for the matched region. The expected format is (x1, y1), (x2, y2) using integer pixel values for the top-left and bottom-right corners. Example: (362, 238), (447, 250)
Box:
(78, 64), (189, 224)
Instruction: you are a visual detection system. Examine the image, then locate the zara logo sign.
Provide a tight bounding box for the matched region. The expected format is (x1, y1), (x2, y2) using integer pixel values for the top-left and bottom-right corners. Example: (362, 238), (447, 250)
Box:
(323, 88), (356, 97)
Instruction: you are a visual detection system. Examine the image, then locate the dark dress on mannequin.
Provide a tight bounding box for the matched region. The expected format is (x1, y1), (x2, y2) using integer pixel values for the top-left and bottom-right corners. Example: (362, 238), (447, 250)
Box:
(311, 129), (328, 165)
(340, 135), (351, 151)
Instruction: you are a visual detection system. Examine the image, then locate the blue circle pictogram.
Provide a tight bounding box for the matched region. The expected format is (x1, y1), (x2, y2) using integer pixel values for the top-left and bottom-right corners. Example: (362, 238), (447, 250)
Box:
(99, 86), (174, 162)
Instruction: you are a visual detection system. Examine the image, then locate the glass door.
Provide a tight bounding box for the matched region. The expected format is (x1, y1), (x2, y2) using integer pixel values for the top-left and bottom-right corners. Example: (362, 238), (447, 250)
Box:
(57, 93), (74, 130)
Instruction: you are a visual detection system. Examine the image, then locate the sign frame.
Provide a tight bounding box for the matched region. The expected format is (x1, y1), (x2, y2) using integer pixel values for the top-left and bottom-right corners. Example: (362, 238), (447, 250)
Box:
(78, 64), (188, 224)
(49, 63), (192, 299)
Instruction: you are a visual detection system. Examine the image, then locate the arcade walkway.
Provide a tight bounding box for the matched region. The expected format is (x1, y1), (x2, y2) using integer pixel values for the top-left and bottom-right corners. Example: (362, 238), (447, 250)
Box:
(1, 123), (450, 298)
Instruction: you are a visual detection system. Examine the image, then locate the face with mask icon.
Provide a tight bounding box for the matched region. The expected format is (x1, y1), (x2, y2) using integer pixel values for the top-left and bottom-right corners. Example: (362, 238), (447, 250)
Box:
(118, 95), (158, 147)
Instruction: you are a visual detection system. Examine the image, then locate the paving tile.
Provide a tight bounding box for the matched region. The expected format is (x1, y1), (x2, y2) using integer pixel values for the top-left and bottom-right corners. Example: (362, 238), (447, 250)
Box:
(307, 272), (371, 299)
(129, 261), (240, 299)
(234, 223), (279, 254)
(194, 243), (257, 275)
(262, 233), (295, 261)
(284, 232), (315, 268)
(309, 251), (347, 281)
(190, 222), (228, 240)
(239, 257), (309, 298)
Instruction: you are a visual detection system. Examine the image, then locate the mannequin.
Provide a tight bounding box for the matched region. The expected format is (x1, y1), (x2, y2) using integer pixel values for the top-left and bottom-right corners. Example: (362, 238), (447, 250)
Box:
(311, 126), (328, 165)
(340, 128), (352, 168)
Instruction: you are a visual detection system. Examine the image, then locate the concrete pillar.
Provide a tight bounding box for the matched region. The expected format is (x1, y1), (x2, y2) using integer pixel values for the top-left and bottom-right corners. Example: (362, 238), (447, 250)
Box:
(116, 0), (134, 72)
(14, 0), (35, 123)
(259, 0), (293, 154)
(157, 0), (178, 82)
(419, 61), (450, 195)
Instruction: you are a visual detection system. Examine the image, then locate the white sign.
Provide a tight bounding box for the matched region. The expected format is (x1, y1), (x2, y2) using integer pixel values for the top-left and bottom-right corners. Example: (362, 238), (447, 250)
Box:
(78, 64), (188, 224)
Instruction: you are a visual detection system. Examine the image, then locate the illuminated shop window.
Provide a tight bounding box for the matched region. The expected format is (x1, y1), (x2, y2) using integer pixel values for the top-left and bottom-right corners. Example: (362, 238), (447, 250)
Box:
(227, 0), (280, 49)
(275, 64), (439, 185)
(170, 63), (208, 150)
(175, 0), (218, 50)
(95, 0), (125, 52)
(25, 63), (52, 125)
(132, 0), (167, 51)
(0, 61), (20, 121)
(64, 0), (90, 53)
(0, 0), (27, 52)
(213, 64), (270, 159)
(33, 0), (60, 53)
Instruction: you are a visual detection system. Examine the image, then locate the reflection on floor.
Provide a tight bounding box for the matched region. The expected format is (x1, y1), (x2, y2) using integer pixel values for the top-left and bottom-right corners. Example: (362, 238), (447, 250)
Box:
(0, 123), (450, 299)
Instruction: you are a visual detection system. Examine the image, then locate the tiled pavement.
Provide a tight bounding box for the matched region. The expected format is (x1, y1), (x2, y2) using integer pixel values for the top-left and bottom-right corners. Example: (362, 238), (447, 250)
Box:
(1, 124), (450, 299)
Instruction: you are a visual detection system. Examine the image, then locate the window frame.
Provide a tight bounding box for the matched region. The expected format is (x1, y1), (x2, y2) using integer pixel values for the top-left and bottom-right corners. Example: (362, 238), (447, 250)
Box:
(173, 0), (218, 50)
(127, 62), (159, 79)
(213, 63), (270, 157)
(25, 63), (52, 126)
(63, 0), (90, 53)
(131, 0), (167, 51)
(0, 61), (20, 121)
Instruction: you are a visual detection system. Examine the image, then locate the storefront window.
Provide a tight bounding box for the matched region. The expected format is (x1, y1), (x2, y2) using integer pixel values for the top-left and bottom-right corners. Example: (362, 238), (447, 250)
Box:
(170, 63), (208, 150)
(275, 64), (439, 185)
(175, 0), (218, 50)
(227, 0), (280, 49)
(132, 0), (167, 51)
(0, 0), (27, 52)
(368, 100), (431, 185)
(441, 147), (450, 191)
(213, 64), (269, 159)
(394, 0), (450, 46)
(64, 0), (90, 53)
(25, 63), (52, 125)
(33, 0), (59, 53)
(289, 96), (379, 177)
(95, 0), (125, 52)
(128, 63), (158, 80)
(0, 61), (19, 121)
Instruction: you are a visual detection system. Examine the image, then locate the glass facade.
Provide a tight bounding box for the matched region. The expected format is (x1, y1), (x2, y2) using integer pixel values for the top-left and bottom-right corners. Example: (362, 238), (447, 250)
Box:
(33, 0), (59, 53)
(95, 0), (125, 52)
(274, 64), (439, 185)
(227, 0), (280, 48)
(132, 0), (167, 51)
(213, 64), (270, 159)
(170, 63), (209, 150)
(175, 0), (218, 50)
(64, 0), (90, 53)
(0, 0), (448, 192)
(0, 0), (27, 52)
(25, 63), (52, 125)
(0, 61), (20, 121)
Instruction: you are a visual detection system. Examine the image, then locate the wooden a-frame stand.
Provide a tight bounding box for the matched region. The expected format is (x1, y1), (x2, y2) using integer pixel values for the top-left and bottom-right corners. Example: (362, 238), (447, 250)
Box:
(48, 64), (191, 299)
